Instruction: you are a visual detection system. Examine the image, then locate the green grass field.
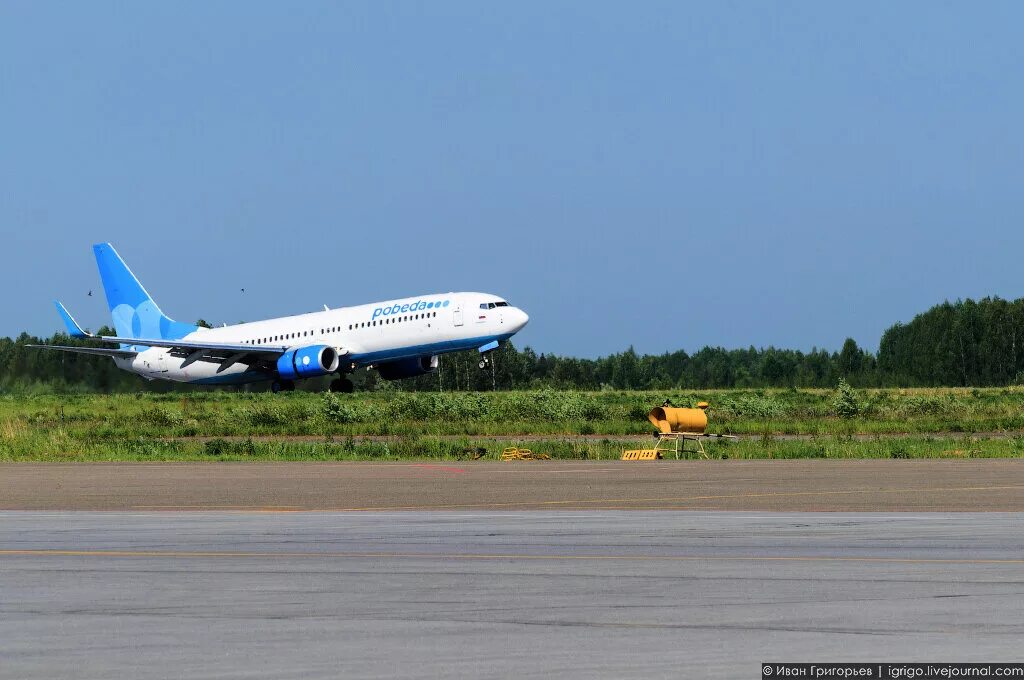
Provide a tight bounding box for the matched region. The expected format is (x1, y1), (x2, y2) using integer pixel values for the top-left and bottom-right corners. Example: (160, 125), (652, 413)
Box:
(3, 387), (1024, 461)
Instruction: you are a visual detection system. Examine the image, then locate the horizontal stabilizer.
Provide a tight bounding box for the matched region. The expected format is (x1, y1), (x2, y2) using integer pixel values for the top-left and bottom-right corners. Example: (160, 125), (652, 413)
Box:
(54, 301), (92, 339)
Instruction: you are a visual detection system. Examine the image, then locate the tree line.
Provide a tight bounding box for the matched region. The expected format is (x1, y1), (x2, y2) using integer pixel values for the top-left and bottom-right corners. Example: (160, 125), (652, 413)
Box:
(2, 297), (1022, 392)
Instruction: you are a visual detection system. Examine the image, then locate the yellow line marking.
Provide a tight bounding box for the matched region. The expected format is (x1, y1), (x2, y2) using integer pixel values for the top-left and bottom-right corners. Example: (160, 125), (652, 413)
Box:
(0, 549), (1021, 564)
(325, 484), (1024, 511)
(134, 505), (302, 511)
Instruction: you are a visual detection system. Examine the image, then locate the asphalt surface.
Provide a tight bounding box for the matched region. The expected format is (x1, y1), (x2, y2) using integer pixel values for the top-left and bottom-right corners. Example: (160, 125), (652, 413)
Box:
(2, 459), (1023, 511)
(2, 511), (1021, 679)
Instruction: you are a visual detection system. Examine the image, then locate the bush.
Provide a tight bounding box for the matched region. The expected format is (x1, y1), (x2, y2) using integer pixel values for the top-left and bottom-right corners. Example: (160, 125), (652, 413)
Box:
(236, 398), (312, 427)
(143, 407), (184, 427)
(318, 393), (358, 424)
(895, 394), (957, 416)
(831, 379), (860, 418)
(716, 394), (786, 418)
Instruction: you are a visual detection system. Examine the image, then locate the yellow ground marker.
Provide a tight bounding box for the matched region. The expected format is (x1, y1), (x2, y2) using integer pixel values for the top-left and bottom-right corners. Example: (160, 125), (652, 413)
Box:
(501, 447), (550, 461)
(621, 450), (660, 460)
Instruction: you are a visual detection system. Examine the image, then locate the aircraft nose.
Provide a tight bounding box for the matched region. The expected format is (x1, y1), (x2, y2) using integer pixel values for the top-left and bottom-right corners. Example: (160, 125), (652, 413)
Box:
(514, 308), (529, 330)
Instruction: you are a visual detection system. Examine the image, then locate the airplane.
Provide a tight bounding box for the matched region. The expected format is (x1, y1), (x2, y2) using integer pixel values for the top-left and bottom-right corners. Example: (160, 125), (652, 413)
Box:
(31, 243), (529, 393)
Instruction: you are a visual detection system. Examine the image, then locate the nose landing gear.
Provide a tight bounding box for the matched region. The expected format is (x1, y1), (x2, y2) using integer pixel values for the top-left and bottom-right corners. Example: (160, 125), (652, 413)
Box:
(477, 339), (500, 370)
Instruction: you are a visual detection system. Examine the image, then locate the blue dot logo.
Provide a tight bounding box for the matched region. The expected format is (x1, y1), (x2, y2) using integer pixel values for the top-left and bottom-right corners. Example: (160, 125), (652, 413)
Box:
(426, 302), (434, 309)
(443, 300), (450, 307)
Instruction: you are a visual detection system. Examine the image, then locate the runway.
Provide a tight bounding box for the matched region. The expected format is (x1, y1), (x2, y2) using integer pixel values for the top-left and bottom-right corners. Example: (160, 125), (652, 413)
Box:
(2, 459), (1023, 511)
(2, 511), (1022, 679)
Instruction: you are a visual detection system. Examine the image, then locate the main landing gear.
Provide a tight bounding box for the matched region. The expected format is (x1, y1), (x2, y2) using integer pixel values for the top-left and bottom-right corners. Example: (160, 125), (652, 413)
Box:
(478, 355), (490, 370)
(270, 379), (295, 394)
(329, 377), (354, 393)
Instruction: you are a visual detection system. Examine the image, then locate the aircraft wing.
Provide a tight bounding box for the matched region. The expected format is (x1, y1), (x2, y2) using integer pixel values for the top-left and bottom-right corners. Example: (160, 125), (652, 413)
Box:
(31, 333), (349, 374)
(97, 336), (350, 371)
(27, 344), (138, 358)
(99, 336), (291, 355)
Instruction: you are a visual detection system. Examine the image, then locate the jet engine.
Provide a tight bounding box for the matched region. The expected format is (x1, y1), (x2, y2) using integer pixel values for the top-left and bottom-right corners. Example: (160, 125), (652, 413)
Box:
(376, 355), (439, 380)
(276, 345), (340, 380)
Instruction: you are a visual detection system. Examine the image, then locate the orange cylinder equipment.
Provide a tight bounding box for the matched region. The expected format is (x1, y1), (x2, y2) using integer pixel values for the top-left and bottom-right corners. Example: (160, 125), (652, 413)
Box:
(647, 407), (708, 434)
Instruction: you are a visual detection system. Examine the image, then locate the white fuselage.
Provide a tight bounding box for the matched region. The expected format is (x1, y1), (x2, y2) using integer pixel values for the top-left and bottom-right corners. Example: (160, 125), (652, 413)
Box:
(117, 292), (528, 385)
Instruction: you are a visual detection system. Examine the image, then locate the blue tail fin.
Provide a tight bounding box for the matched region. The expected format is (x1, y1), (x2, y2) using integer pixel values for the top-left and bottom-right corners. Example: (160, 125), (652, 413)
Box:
(93, 243), (197, 340)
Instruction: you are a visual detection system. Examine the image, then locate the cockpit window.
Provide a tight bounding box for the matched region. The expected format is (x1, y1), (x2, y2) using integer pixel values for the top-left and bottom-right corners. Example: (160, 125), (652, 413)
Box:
(494, 301), (508, 307)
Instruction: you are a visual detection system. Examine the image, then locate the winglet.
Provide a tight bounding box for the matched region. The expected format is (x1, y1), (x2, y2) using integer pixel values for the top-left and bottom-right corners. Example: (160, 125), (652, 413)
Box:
(54, 301), (92, 338)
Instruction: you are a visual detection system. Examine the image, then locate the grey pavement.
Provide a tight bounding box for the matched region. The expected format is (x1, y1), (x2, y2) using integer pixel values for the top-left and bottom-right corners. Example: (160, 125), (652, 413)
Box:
(1, 511), (1022, 679)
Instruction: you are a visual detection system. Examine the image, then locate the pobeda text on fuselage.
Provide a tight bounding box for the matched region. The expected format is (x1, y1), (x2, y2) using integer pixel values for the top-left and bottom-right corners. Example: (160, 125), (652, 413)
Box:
(32, 244), (528, 393)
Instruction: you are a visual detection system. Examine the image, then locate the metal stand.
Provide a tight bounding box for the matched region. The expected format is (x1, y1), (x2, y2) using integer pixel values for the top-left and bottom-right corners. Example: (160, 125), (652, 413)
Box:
(624, 432), (739, 460)
(656, 432), (738, 459)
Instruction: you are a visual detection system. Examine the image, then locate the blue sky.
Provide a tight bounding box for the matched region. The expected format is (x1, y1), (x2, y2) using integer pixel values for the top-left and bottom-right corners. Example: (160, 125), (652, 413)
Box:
(3, 2), (1023, 357)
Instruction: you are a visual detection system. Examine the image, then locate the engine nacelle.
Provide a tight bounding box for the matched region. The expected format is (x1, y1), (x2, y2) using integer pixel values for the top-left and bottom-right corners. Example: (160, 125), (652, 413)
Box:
(276, 345), (340, 381)
(377, 355), (439, 381)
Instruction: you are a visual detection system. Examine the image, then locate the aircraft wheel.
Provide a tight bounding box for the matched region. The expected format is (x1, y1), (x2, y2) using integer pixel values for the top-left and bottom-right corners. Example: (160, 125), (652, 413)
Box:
(329, 378), (355, 393)
(272, 380), (295, 394)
